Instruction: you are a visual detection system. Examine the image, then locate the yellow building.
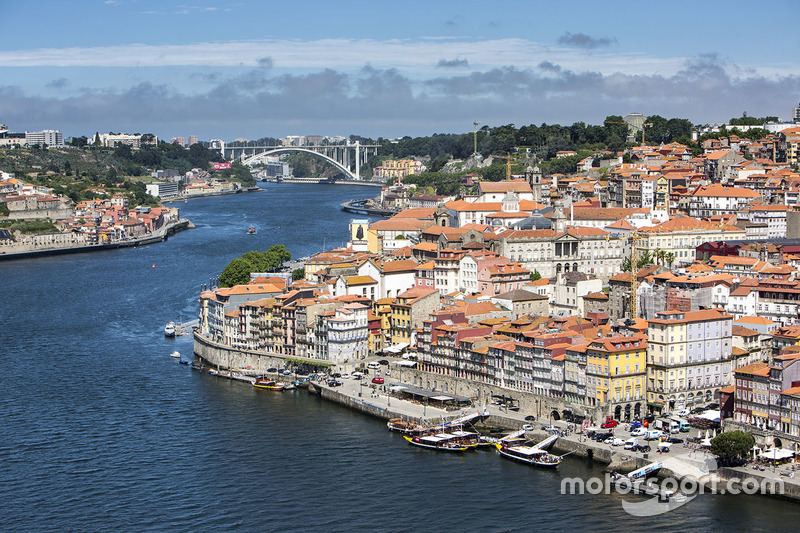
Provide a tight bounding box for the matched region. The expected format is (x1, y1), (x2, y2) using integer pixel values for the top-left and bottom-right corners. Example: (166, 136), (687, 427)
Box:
(586, 333), (647, 421)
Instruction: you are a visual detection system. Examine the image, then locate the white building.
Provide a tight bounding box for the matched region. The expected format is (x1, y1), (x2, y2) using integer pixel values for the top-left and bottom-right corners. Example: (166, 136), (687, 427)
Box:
(25, 129), (63, 147)
(322, 303), (370, 364)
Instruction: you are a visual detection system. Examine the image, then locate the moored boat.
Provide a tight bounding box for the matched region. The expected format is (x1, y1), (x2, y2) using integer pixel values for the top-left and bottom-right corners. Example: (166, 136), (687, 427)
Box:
(164, 321), (176, 337)
(495, 442), (563, 467)
(170, 350), (181, 359)
(253, 379), (285, 391)
(387, 418), (425, 435)
(403, 433), (477, 452)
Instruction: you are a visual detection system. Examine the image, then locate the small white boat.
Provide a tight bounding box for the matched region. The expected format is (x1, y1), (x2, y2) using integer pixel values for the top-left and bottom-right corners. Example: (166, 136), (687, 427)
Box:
(170, 350), (181, 359)
(164, 321), (176, 337)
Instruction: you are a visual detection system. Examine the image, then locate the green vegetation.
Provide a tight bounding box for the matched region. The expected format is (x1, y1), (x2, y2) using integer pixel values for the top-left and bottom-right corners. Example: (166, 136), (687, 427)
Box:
(0, 140), (249, 206)
(218, 245), (292, 287)
(210, 161), (256, 187)
(292, 268), (305, 281)
(0, 202), (8, 217)
(285, 357), (331, 367)
(0, 218), (59, 234)
(710, 430), (755, 465)
(531, 270), (542, 281)
(729, 113), (778, 126)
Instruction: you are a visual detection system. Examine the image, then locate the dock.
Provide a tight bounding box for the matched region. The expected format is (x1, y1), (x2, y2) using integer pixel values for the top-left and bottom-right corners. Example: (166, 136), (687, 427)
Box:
(340, 198), (397, 217)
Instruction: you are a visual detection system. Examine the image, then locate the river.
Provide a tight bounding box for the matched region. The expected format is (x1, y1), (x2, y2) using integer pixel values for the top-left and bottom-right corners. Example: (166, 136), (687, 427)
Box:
(2, 183), (798, 532)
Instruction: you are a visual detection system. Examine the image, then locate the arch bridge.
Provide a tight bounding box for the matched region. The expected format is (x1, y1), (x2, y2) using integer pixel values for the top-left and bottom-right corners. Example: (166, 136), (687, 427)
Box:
(223, 141), (380, 181)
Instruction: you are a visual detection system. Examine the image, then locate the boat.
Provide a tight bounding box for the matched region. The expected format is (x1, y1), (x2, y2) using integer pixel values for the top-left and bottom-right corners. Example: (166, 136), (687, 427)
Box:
(247, 226), (257, 235)
(403, 433), (476, 452)
(164, 321), (176, 337)
(179, 360), (190, 365)
(387, 418), (426, 435)
(170, 350), (181, 359)
(253, 379), (285, 391)
(495, 442), (564, 467)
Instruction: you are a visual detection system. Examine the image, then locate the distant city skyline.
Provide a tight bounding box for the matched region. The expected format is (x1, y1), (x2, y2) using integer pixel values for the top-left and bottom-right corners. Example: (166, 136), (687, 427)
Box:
(1, 0), (799, 141)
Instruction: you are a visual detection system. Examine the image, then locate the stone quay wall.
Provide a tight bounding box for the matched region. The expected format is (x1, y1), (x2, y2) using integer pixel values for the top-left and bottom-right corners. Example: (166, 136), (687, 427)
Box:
(391, 365), (609, 424)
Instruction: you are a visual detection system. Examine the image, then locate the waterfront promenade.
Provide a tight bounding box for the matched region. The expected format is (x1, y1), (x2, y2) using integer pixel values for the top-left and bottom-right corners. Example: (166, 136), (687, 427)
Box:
(0, 218), (192, 260)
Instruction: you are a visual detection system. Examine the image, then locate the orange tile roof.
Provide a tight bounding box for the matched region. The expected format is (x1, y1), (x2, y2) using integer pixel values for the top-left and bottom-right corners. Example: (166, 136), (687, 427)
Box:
(734, 361), (770, 377)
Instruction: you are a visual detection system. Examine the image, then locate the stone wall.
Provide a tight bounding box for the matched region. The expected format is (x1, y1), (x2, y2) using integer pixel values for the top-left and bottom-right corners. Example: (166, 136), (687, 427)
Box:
(7, 208), (74, 220)
(194, 332), (295, 371)
(391, 365), (609, 423)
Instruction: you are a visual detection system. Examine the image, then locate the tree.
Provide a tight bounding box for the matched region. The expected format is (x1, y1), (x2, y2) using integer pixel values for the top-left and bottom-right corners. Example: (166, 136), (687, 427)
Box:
(218, 257), (256, 287)
(621, 256), (632, 272)
(710, 430), (755, 465)
(665, 252), (675, 268)
(530, 270), (542, 281)
(292, 268), (305, 281)
(218, 245), (292, 287)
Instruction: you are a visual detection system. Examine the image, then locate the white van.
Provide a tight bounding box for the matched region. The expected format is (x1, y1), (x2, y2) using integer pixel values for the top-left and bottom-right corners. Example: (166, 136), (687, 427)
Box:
(624, 437), (639, 450)
(645, 430), (663, 441)
(367, 361), (380, 370)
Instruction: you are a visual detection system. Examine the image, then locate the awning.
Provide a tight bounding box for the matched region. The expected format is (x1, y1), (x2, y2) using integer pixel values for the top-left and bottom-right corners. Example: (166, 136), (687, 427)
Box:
(759, 448), (795, 461)
(385, 343), (409, 354)
(647, 401), (665, 408)
(698, 410), (721, 422)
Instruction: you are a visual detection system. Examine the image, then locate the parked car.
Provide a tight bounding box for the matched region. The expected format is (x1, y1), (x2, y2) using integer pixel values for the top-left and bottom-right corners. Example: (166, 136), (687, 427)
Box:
(630, 421), (643, 429)
(266, 367), (277, 373)
(282, 370), (292, 375)
(378, 359), (389, 365)
(601, 419), (619, 429)
(611, 438), (625, 447)
(367, 362), (380, 370)
(522, 424), (533, 431)
(327, 379), (343, 387)
(351, 371), (364, 379)
(331, 372), (342, 378)
(631, 428), (646, 437)
(666, 436), (684, 444)
(372, 376), (384, 384)
(635, 444), (652, 453)
(524, 415), (536, 422)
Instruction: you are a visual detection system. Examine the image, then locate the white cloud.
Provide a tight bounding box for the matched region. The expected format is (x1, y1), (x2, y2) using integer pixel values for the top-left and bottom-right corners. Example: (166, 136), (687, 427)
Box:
(0, 38), (700, 79)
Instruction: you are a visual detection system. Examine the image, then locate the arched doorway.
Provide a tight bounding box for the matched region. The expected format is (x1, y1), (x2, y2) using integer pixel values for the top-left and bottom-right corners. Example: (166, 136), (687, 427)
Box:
(550, 410), (561, 421)
(624, 403), (632, 421)
(614, 405), (622, 420)
(634, 402), (642, 419)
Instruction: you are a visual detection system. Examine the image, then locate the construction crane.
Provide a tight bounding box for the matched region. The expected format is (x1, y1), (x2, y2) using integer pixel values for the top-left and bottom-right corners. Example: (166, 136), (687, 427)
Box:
(489, 152), (516, 181)
(628, 229), (643, 319)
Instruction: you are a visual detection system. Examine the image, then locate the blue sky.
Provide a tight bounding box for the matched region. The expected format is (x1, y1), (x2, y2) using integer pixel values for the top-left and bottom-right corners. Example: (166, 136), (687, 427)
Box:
(1, 0), (799, 141)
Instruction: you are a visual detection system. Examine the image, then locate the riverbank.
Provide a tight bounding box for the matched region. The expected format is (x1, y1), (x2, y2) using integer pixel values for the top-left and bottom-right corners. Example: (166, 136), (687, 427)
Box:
(192, 331), (800, 503)
(160, 186), (261, 204)
(0, 218), (193, 261)
(261, 177), (383, 187)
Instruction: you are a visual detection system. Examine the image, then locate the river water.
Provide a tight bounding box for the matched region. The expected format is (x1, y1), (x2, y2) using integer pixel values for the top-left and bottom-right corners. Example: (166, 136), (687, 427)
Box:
(2, 183), (798, 532)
